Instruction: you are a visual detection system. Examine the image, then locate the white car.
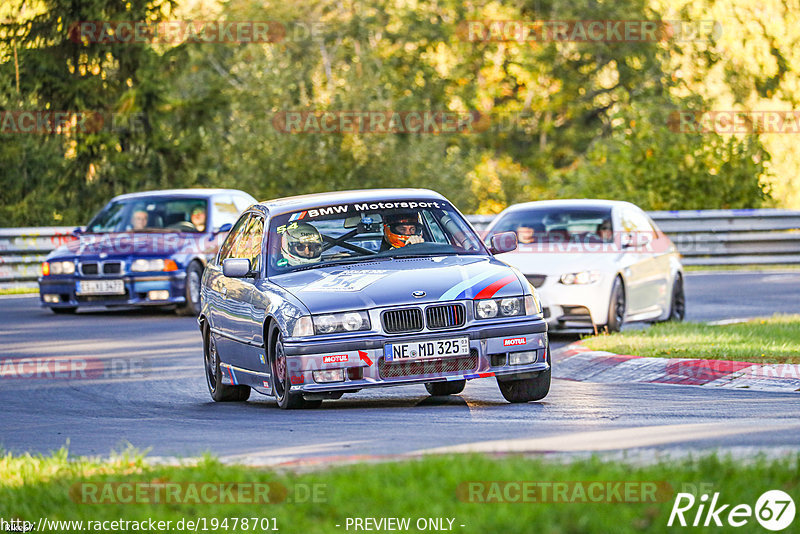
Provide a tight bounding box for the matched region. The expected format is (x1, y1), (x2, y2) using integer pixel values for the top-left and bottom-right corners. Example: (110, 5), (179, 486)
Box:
(484, 200), (685, 332)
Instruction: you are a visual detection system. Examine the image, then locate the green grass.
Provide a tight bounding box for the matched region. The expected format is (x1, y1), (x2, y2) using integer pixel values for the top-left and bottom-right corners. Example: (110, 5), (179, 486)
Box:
(1, 448), (798, 533)
(684, 263), (800, 272)
(582, 314), (800, 363)
(0, 287), (37, 295)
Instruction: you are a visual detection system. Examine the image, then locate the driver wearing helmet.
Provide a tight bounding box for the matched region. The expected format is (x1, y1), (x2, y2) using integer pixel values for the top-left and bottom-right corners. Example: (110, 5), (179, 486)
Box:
(281, 222), (324, 266)
(382, 212), (424, 250)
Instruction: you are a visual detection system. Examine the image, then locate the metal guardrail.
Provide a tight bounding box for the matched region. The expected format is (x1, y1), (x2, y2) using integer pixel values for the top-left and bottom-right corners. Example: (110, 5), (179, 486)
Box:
(0, 227), (75, 289)
(2, 209), (799, 289)
(468, 209), (800, 266)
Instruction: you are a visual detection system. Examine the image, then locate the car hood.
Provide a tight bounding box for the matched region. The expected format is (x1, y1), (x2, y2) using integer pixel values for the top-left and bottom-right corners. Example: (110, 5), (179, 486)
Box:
(271, 255), (525, 313)
(47, 232), (219, 259)
(496, 248), (626, 276)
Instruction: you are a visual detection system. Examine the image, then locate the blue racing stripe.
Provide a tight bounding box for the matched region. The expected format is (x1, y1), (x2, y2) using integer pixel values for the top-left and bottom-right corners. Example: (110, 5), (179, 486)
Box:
(439, 270), (500, 301)
(229, 366), (238, 385)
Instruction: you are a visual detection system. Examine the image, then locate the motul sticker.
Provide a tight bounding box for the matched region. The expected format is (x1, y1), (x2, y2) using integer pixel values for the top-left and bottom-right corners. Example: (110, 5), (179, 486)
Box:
(323, 354), (349, 364)
(503, 337), (527, 347)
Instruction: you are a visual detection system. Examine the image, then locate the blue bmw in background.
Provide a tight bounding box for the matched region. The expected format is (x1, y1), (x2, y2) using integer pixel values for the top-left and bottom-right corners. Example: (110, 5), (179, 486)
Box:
(199, 189), (550, 408)
(38, 189), (256, 315)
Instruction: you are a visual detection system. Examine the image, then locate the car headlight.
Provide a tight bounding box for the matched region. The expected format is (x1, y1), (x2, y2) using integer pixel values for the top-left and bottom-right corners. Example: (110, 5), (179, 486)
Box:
(474, 297), (525, 319)
(312, 311), (371, 334)
(560, 270), (600, 285)
(43, 260), (75, 275)
(131, 259), (179, 272)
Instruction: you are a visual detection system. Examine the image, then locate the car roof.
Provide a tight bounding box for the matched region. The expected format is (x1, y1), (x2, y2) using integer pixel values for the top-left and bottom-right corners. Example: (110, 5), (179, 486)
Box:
(500, 199), (639, 213)
(111, 188), (253, 201)
(258, 188), (448, 216)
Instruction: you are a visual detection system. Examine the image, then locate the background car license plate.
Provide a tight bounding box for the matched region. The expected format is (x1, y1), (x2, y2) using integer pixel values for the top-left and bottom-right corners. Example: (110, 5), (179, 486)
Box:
(385, 336), (469, 362)
(77, 280), (125, 295)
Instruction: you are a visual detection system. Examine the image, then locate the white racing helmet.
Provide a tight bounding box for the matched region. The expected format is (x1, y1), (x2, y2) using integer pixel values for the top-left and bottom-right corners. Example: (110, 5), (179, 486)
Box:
(280, 222), (324, 266)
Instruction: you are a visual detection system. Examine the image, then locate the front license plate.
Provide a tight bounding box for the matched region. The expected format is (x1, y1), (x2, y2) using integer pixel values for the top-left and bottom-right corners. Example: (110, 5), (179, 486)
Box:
(385, 336), (470, 362)
(77, 279), (125, 295)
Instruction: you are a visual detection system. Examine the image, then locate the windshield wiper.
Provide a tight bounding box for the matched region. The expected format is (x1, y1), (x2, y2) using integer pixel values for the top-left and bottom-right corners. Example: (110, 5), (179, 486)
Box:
(389, 252), (468, 259)
(289, 256), (393, 272)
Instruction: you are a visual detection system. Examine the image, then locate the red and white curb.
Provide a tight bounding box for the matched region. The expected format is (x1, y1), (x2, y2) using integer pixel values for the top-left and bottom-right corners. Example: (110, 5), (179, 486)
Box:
(553, 342), (800, 392)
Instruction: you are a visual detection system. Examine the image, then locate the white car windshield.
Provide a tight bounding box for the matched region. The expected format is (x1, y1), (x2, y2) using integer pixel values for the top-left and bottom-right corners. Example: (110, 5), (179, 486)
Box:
(488, 207), (614, 244)
(267, 199), (486, 274)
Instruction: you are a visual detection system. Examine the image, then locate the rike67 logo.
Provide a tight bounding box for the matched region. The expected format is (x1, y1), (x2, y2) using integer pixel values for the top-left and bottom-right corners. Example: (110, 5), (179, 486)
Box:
(668, 489), (795, 531)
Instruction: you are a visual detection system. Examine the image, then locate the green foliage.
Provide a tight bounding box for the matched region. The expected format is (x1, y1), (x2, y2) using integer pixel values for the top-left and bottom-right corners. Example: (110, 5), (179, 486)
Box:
(559, 103), (771, 210)
(2, 447), (799, 534)
(0, 0), (786, 226)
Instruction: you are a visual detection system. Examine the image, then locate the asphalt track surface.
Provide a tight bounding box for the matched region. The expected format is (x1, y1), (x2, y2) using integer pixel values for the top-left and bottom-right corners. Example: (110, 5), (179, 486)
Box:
(1, 271), (799, 463)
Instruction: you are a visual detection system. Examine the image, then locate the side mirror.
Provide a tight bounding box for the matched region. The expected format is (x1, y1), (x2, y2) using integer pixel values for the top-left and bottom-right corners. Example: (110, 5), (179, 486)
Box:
(72, 227), (84, 237)
(489, 231), (518, 254)
(223, 258), (252, 278)
(622, 231), (653, 249)
(215, 223), (233, 234)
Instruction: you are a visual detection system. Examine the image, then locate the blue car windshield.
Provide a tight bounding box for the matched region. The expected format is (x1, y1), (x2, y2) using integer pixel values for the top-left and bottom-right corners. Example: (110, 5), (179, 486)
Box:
(85, 197), (209, 233)
(267, 199), (487, 275)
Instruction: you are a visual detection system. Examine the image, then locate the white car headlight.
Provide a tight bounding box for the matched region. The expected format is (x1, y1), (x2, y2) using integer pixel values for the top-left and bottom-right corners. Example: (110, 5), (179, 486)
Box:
(474, 297), (525, 319)
(48, 260), (75, 275)
(475, 299), (498, 319)
(560, 270), (601, 285)
(131, 259), (165, 272)
(312, 311), (371, 335)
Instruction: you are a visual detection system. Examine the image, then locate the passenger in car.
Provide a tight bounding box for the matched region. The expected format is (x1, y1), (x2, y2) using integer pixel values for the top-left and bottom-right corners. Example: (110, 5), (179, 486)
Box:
(280, 223), (324, 266)
(597, 220), (613, 242)
(191, 207), (207, 232)
(131, 210), (148, 230)
(381, 212), (424, 250)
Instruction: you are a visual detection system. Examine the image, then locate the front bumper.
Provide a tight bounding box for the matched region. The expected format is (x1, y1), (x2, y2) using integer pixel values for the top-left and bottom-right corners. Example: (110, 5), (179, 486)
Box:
(38, 273), (187, 308)
(278, 320), (549, 393)
(536, 278), (614, 331)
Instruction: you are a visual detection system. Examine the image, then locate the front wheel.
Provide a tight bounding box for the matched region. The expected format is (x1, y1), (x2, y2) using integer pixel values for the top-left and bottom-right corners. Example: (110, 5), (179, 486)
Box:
(497, 348), (551, 403)
(604, 276), (626, 333)
(667, 274), (686, 322)
(269, 325), (322, 410)
(425, 380), (466, 396)
(177, 261), (203, 316)
(204, 325), (250, 402)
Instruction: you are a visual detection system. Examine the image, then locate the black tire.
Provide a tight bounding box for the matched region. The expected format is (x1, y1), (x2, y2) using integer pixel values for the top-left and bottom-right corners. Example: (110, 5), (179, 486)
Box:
(497, 347), (551, 403)
(177, 261), (203, 316)
(605, 276), (626, 333)
(667, 274), (686, 322)
(425, 380), (466, 396)
(268, 324), (321, 409)
(51, 307), (77, 314)
(204, 325), (250, 402)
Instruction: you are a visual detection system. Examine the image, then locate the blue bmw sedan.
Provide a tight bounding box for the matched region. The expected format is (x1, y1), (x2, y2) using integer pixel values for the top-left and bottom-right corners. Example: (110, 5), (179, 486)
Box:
(199, 189), (550, 408)
(38, 189), (256, 315)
